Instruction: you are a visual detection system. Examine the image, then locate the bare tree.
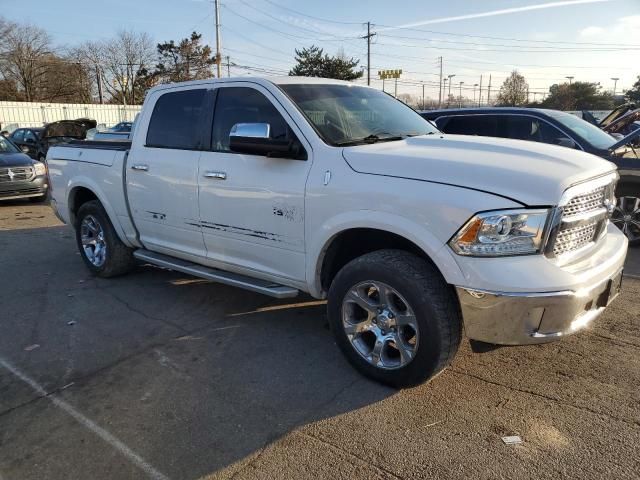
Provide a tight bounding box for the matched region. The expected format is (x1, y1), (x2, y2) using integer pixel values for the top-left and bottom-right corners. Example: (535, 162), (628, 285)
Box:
(70, 41), (106, 103)
(101, 30), (155, 105)
(0, 23), (52, 101)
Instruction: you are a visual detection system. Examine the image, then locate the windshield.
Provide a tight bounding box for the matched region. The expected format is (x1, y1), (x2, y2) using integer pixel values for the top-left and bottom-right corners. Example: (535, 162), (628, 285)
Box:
(280, 84), (438, 146)
(0, 136), (19, 153)
(545, 110), (616, 150)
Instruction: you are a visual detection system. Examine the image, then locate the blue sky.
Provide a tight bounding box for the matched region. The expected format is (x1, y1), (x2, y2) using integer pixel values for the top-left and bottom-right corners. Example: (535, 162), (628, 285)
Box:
(2, 0), (639, 101)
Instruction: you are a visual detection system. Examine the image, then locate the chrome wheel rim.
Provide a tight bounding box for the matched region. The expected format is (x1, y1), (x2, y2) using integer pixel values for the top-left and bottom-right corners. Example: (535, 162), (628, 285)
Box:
(80, 215), (107, 267)
(611, 196), (640, 243)
(341, 281), (419, 370)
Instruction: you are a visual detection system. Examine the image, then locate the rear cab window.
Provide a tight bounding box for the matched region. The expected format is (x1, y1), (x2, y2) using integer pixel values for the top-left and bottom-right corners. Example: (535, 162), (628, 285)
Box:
(146, 89), (208, 150)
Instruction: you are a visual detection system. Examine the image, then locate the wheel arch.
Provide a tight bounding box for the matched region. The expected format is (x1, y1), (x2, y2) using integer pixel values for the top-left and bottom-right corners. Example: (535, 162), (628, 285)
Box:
(308, 211), (465, 298)
(66, 179), (131, 247)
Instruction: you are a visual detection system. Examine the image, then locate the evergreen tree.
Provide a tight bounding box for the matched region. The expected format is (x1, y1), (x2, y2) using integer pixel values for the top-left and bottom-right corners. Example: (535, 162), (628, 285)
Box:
(289, 45), (362, 81)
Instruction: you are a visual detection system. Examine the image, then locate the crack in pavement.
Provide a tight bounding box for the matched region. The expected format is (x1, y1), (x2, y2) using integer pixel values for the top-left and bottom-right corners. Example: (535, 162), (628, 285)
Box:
(299, 431), (403, 480)
(585, 331), (640, 349)
(104, 289), (191, 334)
(450, 368), (640, 428)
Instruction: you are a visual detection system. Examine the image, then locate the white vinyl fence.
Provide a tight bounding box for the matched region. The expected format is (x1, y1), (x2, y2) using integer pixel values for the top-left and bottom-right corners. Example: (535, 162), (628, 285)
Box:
(0, 101), (142, 130)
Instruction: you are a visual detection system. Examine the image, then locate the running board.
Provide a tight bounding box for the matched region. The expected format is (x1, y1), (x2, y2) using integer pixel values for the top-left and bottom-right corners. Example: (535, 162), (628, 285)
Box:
(133, 250), (299, 299)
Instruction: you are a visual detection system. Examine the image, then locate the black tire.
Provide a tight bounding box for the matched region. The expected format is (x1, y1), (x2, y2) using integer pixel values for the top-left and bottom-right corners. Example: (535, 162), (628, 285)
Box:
(75, 200), (134, 277)
(613, 184), (640, 247)
(327, 249), (462, 388)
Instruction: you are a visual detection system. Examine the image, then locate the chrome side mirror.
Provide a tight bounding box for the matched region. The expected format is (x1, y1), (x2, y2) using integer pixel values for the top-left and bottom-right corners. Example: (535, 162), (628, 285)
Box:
(230, 123), (270, 139)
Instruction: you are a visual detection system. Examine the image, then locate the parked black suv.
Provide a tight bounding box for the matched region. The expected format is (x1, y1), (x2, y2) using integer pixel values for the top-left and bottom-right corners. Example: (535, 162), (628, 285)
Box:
(420, 108), (640, 244)
(0, 136), (49, 202)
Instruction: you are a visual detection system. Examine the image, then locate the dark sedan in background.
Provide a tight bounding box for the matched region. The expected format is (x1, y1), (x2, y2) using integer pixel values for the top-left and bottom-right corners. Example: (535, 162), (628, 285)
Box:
(420, 107), (640, 244)
(0, 136), (48, 202)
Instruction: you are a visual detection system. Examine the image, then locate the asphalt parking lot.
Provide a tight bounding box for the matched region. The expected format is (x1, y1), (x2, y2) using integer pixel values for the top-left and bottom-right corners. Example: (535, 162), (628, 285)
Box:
(1, 201), (639, 480)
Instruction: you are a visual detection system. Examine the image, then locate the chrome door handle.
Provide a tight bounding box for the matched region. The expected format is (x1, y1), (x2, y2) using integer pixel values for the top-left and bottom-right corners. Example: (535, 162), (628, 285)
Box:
(204, 171), (227, 180)
(131, 164), (149, 171)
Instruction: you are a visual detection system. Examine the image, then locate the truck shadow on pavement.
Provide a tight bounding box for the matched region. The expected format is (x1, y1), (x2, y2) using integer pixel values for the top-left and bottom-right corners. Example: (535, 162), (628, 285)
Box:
(0, 224), (394, 479)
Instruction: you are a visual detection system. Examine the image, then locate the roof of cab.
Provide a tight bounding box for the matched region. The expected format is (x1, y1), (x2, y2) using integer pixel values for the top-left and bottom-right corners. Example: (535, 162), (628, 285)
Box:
(146, 76), (359, 96)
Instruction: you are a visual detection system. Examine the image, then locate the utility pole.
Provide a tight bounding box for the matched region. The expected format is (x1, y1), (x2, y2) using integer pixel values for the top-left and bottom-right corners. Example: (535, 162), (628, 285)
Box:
(361, 22), (376, 86)
(473, 83), (478, 105)
(438, 56), (443, 108)
(566, 75), (574, 85)
(214, 0), (222, 78)
(478, 75), (483, 107)
(611, 77), (619, 96)
(458, 81), (464, 107)
(487, 74), (492, 105)
(95, 65), (103, 105)
(421, 82), (425, 110)
(226, 56), (231, 77)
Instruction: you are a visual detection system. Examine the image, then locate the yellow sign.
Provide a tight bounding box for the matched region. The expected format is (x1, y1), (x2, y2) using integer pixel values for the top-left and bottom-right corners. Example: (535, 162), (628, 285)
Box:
(378, 69), (402, 80)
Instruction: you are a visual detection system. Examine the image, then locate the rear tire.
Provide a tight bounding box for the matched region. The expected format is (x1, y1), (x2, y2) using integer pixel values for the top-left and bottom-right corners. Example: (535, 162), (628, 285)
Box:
(75, 200), (134, 277)
(327, 249), (462, 388)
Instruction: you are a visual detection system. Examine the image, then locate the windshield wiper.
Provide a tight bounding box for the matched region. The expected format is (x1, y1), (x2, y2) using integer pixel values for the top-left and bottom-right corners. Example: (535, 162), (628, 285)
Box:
(335, 133), (405, 147)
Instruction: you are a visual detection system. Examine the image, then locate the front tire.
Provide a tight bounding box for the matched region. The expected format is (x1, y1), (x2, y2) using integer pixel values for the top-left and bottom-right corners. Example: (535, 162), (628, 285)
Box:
(75, 200), (134, 277)
(327, 249), (462, 388)
(612, 185), (640, 246)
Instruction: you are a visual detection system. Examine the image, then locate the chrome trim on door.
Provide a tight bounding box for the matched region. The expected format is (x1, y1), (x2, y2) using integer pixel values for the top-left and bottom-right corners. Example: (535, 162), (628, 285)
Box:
(203, 171), (227, 180)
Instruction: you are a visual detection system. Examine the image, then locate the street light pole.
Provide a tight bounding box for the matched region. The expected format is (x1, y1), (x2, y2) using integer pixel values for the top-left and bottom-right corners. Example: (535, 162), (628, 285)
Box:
(565, 76), (574, 85)
(458, 81), (464, 107)
(611, 77), (619, 96)
(447, 74), (455, 106)
(421, 82), (425, 110)
(473, 83), (478, 105)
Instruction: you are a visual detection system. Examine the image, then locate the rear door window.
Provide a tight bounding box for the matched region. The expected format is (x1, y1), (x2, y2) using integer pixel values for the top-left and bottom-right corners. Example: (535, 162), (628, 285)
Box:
(146, 89), (208, 150)
(439, 115), (499, 137)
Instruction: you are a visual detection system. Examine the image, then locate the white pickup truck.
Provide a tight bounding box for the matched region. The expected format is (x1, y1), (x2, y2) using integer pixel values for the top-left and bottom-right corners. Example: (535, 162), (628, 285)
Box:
(48, 77), (627, 387)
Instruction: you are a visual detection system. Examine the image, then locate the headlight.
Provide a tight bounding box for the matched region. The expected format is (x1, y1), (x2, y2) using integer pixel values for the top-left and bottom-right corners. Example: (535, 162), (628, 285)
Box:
(33, 161), (47, 176)
(449, 209), (549, 257)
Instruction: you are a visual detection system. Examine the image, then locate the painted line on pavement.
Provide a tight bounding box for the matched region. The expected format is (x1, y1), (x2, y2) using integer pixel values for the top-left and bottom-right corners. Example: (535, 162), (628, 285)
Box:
(0, 357), (170, 480)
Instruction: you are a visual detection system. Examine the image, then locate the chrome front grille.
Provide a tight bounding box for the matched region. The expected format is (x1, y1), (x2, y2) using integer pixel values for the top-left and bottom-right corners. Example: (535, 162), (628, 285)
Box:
(0, 166), (34, 183)
(547, 175), (616, 259)
(553, 221), (598, 256)
(562, 186), (606, 218)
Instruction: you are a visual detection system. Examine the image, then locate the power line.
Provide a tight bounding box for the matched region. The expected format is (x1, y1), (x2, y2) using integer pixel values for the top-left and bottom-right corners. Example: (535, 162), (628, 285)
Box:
(260, 0), (363, 25)
(373, 24), (640, 48)
(376, 33), (640, 52)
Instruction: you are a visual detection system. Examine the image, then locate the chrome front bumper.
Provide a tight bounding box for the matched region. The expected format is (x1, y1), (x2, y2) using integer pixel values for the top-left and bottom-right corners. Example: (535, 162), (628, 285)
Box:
(456, 268), (624, 345)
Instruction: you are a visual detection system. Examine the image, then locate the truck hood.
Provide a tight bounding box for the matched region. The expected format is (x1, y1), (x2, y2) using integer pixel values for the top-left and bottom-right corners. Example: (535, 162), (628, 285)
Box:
(0, 152), (34, 167)
(342, 134), (616, 206)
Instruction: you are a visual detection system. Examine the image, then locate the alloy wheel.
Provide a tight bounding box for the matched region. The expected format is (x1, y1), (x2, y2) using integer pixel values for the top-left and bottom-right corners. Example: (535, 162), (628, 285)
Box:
(341, 280), (419, 370)
(611, 196), (640, 243)
(80, 215), (107, 267)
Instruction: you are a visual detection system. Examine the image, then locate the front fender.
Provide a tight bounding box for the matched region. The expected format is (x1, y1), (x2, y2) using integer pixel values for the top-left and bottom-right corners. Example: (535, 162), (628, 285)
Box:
(306, 210), (466, 298)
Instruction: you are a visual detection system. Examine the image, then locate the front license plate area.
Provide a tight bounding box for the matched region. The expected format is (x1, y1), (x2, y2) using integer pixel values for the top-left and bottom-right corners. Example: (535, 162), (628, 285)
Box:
(597, 270), (623, 308)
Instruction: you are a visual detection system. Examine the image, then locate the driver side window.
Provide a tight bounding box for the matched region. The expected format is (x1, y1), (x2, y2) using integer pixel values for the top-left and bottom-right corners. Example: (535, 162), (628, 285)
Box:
(211, 87), (297, 153)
